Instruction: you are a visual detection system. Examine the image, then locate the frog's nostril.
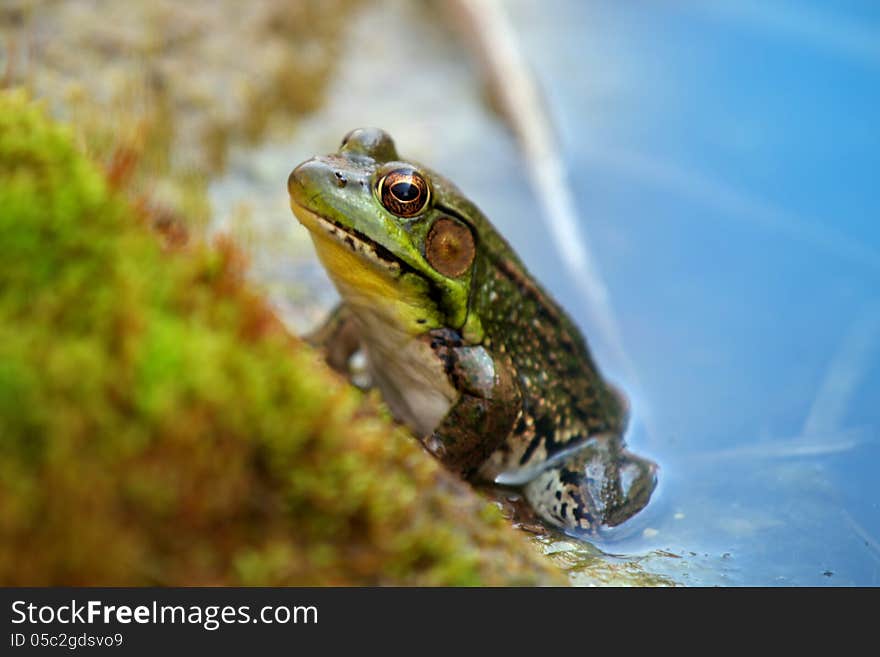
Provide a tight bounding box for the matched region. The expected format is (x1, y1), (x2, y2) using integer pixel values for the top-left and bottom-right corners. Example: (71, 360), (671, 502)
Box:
(333, 170), (347, 187)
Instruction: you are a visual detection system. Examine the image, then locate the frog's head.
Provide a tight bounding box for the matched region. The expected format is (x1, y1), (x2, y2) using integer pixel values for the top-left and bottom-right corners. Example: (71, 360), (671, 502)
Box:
(288, 128), (483, 340)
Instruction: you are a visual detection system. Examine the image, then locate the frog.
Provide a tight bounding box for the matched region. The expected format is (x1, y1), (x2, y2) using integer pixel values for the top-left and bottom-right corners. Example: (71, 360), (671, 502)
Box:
(287, 127), (657, 536)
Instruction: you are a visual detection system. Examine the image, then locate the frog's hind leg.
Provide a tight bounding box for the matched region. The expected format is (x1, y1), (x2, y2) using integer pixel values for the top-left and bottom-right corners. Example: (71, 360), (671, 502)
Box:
(523, 436), (658, 534)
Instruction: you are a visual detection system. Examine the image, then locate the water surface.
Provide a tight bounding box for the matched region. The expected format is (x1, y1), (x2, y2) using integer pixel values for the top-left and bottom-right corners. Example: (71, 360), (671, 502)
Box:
(509, 0), (880, 586)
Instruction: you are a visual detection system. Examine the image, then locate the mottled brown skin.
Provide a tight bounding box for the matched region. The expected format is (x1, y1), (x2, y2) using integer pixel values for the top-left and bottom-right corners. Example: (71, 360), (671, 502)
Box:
(291, 128), (657, 536)
(425, 211), (656, 533)
(470, 240), (628, 472)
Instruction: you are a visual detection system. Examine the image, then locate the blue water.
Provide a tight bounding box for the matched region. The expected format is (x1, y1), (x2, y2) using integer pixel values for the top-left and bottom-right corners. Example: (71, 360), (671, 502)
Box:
(503, 0), (880, 585)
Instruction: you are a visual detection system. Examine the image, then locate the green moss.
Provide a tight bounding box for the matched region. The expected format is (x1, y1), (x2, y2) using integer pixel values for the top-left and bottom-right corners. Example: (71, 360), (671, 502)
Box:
(0, 90), (564, 586)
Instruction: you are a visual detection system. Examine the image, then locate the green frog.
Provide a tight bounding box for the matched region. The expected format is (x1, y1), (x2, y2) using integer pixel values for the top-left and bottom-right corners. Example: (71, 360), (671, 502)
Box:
(287, 128), (657, 535)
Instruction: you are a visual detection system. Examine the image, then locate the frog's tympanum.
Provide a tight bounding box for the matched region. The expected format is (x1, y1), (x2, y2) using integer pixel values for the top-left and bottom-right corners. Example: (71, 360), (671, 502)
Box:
(288, 128), (657, 535)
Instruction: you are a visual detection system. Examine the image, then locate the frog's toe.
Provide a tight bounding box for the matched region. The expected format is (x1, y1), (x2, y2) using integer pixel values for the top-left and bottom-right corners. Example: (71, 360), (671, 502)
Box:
(602, 450), (658, 527)
(523, 441), (658, 534)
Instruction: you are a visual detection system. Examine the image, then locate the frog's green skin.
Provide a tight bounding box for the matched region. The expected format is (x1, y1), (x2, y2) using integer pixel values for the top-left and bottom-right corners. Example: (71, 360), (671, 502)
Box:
(288, 128), (657, 534)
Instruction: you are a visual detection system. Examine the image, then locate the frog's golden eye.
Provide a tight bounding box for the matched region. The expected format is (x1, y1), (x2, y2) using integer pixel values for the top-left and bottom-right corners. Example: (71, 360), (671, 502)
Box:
(378, 168), (430, 217)
(425, 217), (475, 278)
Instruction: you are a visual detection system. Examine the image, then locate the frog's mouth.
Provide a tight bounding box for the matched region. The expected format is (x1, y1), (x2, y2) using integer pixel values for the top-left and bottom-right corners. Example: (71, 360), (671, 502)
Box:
(290, 203), (406, 278)
(292, 202), (445, 335)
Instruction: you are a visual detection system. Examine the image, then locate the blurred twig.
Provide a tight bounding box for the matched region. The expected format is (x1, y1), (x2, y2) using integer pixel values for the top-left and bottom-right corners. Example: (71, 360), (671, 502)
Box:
(447, 0), (645, 428)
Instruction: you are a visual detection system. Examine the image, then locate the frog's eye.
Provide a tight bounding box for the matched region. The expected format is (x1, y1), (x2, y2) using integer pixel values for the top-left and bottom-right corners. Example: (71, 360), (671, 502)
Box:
(425, 217), (475, 278)
(340, 130), (356, 148)
(378, 168), (430, 217)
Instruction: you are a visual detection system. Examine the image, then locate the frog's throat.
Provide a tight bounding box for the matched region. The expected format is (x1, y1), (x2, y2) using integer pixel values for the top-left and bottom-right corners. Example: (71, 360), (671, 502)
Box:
(292, 203), (442, 334)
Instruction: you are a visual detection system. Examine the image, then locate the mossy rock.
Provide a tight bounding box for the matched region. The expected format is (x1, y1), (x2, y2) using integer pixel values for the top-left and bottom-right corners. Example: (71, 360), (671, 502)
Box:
(0, 90), (565, 586)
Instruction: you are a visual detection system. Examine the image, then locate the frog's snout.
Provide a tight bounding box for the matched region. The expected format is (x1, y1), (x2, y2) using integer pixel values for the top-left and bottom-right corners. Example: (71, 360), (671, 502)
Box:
(287, 158), (325, 207)
(287, 159), (308, 200)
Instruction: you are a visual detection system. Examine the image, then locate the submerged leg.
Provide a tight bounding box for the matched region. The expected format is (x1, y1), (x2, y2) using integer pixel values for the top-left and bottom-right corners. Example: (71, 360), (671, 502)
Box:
(523, 436), (658, 534)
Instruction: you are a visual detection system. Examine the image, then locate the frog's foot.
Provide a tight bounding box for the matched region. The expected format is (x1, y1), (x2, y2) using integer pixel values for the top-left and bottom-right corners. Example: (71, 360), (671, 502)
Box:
(522, 437), (658, 534)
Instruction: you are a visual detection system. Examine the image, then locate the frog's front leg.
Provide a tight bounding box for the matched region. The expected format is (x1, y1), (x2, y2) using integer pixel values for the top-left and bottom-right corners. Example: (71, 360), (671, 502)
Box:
(420, 329), (521, 479)
(305, 303), (363, 379)
(523, 436), (658, 534)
